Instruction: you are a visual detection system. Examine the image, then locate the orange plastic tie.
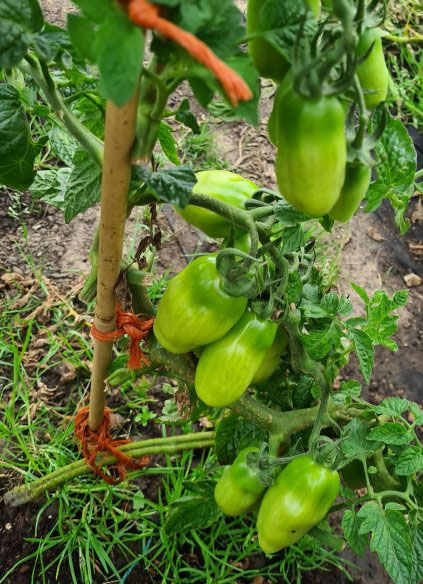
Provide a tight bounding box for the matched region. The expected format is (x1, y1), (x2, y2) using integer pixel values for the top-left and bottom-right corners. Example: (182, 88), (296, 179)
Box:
(74, 406), (150, 484)
(91, 304), (154, 369)
(127, 0), (252, 107)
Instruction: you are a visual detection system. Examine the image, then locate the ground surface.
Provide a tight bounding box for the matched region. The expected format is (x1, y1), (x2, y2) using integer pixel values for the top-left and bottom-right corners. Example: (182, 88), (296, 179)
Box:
(0, 1), (422, 583)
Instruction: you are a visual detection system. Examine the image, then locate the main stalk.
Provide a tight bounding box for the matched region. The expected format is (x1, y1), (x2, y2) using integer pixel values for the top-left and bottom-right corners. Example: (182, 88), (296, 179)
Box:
(89, 92), (139, 430)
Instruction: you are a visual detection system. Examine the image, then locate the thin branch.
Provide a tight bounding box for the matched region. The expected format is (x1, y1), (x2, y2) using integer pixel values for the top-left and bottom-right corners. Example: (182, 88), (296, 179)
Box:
(19, 55), (103, 166)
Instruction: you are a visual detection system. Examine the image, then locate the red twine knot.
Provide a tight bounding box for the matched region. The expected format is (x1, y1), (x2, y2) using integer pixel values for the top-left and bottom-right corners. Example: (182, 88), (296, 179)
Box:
(127, 0), (252, 107)
(74, 406), (150, 485)
(91, 304), (154, 370)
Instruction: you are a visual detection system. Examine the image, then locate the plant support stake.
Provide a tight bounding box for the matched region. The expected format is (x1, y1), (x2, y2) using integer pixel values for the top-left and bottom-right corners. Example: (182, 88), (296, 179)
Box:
(90, 91), (139, 431)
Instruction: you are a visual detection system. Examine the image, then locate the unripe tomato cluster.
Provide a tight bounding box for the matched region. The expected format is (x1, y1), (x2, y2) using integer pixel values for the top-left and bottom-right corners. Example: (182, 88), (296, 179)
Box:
(248, 0), (389, 222)
(215, 450), (340, 553)
(153, 170), (288, 407)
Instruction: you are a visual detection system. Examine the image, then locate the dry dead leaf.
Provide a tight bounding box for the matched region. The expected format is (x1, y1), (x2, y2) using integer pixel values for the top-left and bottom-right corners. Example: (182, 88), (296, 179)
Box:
(367, 227), (385, 242)
(60, 362), (77, 383)
(408, 242), (423, 257)
(404, 273), (422, 287)
(411, 197), (423, 224)
(199, 416), (213, 429)
(109, 413), (126, 428)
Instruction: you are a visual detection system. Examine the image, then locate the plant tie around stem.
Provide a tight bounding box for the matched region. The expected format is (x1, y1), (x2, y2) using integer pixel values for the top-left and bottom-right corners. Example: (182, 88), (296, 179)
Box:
(74, 407), (150, 485)
(125, 0), (252, 107)
(91, 304), (154, 369)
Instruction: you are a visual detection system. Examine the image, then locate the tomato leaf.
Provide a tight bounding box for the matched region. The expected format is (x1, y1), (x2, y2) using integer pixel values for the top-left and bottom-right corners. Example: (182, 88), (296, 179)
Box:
(0, 0), (44, 67)
(368, 423), (414, 446)
(365, 110), (417, 234)
(215, 413), (267, 465)
(395, 447), (423, 476)
(67, 14), (97, 63)
(95, 10), (144, 107)
(137, 165), (197, 208)
(348, 328), (374, 384)
(175, 98), (201, 134)
(165, 495), (220, 535)
(158, 122), (181, 165)
(63, 150), (101, 223)
(342, 510), (368, 556)
(358, 503), (412, 584)
(0, 84), (36, 191)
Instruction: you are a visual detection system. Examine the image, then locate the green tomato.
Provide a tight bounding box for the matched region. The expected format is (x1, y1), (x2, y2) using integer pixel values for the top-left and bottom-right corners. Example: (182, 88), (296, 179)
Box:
(247, 1), (319, 82)
(357, 28), (389, 110)
(252, 327), (288, 384)
(275, 87), (346, 216)
(215, 447), (266, 516)
(153, 255), (247, 354)
(257, 455), (340, 553)
(329, 163), (372, 223)
(176, 170), (258, 238)
(267, 72), (293, 146)
(247, 0), (289, 82)
(195, 309), (278, 407)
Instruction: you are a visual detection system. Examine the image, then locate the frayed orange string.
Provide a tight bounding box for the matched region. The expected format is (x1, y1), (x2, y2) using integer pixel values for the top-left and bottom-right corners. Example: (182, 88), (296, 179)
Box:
(91, 305), (154, 370)
(127, 0), (252, 107)
(74, 406), (150, 484)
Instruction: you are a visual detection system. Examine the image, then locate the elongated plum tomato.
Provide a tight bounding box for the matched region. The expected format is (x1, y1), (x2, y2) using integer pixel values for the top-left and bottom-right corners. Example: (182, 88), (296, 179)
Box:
(275, 88), (346, 216)
(252, 326), (288, 384)
(176, 170), (258, 238)
(357, 28), (389, 110)
(257, 455), (340, 553)
(247, 0), (320, 82)
(153, 255), (247, 354)
(329, 163), (371, 223)
(195, 309), (277, 407)
(214, 447), (266, 516)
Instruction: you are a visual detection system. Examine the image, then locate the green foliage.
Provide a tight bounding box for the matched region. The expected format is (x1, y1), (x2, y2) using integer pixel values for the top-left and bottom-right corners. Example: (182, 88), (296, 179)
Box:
(365, 109), (417, 234)
(136, 165), (197, 207)
(0, 84), (36, 190)
(0, 0), (43, 68)
(215, 413), (268, 465)
(0, 1), (421, 583)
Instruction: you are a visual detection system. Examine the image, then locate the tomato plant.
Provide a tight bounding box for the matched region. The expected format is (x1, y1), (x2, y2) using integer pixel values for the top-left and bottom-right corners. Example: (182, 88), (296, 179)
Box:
(1, 0), (422, 583)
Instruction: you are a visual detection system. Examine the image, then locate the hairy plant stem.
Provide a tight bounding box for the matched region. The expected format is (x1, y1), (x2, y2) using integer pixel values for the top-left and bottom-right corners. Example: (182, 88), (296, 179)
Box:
(283, 309), (332, 449)
(229, 394), (347, 444)
(352, 75), (368, 149)
(384, 33), (423, 44)
(4, 433), (215, 507)
(19, 55), (103, 166)
(188, 193), (267, 259)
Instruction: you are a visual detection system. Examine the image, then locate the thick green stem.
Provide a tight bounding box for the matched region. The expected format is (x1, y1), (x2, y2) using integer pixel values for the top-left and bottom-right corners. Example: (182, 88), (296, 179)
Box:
(229, 394), (275, 431)
(249, 206), (275, 221)
(229, 393), (347, 446)
(189, 193), (260, 255)
(4, 432), (215, 507)
(384, 33), (423, 44)
(372, 449), (401, 490)
(19, 56), (103, 166)
(132, 60), (171, 164)
(352, 75), (368, 149)
(283, 309), (332, 449)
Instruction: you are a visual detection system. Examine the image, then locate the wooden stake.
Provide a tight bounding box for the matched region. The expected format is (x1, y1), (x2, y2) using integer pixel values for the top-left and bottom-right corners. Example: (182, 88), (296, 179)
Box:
(89, 92), (139, 430)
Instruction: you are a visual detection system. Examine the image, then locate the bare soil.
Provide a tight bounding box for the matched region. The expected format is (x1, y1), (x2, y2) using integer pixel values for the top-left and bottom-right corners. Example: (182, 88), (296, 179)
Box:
(0, 1), (422, 583)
